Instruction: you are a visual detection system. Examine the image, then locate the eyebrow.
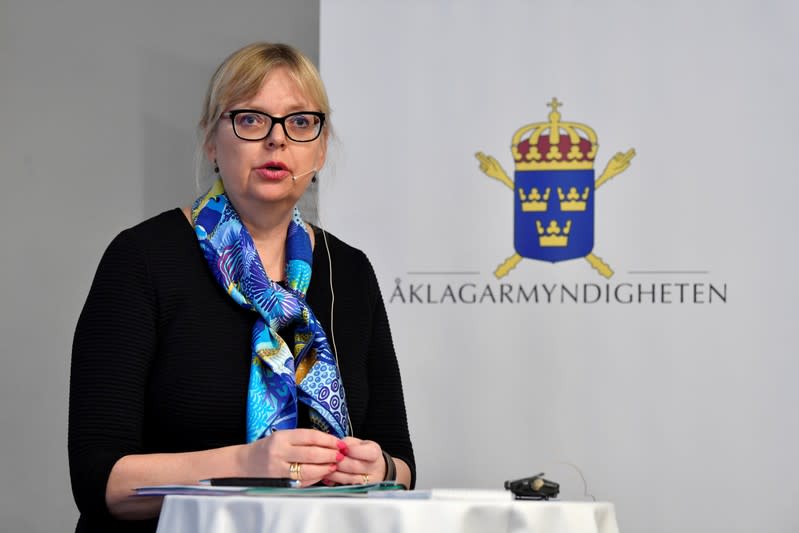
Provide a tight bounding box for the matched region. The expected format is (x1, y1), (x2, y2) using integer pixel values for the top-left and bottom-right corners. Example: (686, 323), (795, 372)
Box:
(233, 102), (316, 114)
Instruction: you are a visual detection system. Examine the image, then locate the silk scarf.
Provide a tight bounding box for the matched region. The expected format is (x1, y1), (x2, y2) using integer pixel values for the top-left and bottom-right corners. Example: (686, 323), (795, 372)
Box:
(192, 178), (349, 441)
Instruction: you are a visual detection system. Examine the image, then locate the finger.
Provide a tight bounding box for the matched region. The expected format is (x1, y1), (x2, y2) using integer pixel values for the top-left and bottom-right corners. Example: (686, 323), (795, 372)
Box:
(341, 440), (381, 462)
(283, 428), (343, 449)
(322, 471), (350, 485)
(291, 462), (338, 486)
(617, 150), (634, 164)
(324, 471), (374, 485)
(475, 153), (492, 171)
(291, 446), (344, 465)
(613, 157), (630, 170)
(335, 456), (372, 475)
(339, 436), (362, 454)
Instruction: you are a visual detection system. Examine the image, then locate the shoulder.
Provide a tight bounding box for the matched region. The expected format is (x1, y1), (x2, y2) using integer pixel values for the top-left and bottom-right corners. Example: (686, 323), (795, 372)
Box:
(309, 226), (383, 305)
(312, 226), (373, 272)
(96, 208), (198, 281)
(117, 208), (192, 248)
(105, 208), (195, 261)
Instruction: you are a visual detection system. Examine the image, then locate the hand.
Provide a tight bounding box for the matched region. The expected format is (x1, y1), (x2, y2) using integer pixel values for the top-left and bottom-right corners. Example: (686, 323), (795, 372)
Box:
(595, 148), (636, 189)
(240, 428), (346, 487)
(475, 152), (513, 189)
(323, 437), (386, 486)
(603, 149), (634, 178)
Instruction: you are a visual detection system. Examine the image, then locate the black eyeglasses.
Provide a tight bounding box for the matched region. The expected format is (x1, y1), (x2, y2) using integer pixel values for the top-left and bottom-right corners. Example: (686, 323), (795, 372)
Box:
(222, 109), (325, 142)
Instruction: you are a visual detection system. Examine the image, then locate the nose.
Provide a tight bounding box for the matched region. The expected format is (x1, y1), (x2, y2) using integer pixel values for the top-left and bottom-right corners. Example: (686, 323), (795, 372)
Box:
(265, 120), (287, 148)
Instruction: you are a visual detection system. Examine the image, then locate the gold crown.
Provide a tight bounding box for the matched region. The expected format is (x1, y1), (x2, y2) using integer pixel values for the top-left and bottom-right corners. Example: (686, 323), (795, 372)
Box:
(536, 219), (572, 247)
(558, 186), (590, 211)
(512, 98), (598, 171)
(518, 187), (550, 212)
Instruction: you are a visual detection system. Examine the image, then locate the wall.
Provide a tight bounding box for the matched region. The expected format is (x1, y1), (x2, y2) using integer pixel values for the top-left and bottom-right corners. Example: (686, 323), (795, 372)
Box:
(0, 1), (318, 531)
(319, 2), (799, 533)
(3, 2), (797, 532)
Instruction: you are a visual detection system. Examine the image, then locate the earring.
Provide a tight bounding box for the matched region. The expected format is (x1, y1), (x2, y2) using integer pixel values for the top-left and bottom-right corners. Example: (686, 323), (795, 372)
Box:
(311, 173), (317, 183)
(214, 159), (219, 174)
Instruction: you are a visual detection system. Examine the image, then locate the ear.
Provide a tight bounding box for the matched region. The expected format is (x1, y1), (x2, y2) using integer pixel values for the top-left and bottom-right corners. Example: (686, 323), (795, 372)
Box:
(204, 138), (217, 165)
(316, 130), (328, 169)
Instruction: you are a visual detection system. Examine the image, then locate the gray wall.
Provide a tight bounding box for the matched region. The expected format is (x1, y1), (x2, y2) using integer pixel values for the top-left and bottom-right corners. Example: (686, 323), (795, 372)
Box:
(320, 3), (799, 533)
(0, 1), (319, 531)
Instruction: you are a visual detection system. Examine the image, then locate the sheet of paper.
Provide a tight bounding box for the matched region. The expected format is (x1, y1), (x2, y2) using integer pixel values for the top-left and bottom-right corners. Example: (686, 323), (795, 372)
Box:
(134, 481), (409, 498)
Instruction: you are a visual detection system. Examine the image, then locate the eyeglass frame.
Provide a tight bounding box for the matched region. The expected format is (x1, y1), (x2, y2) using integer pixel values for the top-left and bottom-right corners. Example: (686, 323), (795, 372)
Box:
(221, 109), (326, 143)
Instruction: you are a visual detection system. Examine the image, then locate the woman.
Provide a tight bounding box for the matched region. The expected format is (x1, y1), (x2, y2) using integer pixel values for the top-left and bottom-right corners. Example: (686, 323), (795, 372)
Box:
(68, 42), (415, 532)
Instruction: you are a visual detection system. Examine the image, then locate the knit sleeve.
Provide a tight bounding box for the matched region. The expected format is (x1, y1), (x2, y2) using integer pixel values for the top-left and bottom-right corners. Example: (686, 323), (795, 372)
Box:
(360, 256), (417, 489)
(68, 230), (158, 517)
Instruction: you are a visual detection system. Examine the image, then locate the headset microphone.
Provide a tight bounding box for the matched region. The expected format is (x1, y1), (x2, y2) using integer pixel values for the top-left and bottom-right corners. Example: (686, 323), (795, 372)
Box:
(291, 167), (318, 182)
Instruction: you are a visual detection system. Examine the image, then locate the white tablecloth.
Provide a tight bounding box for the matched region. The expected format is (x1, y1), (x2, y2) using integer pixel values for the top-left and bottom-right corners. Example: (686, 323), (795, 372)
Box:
(156, 489), (620, 533)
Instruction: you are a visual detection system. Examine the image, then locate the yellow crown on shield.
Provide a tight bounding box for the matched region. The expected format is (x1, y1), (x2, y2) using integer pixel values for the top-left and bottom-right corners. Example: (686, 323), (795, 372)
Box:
(558, 186), (590, 211)
(536, 219), (571, 247)
(512, 98), (598, 171)
(518, 187), (550, 212)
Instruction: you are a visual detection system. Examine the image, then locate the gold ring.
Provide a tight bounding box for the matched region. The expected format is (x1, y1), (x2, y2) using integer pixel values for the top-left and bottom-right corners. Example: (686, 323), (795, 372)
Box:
(361, 473), (369, 484)
(289, 462), (303, 481)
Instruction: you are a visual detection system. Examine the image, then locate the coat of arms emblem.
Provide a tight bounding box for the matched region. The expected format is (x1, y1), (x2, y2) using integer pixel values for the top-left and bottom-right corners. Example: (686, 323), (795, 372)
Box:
(476, 98), (635, 278)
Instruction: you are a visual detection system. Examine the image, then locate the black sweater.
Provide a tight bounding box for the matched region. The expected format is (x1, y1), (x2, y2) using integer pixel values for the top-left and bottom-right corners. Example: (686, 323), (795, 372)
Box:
(68, 209), (415, 532)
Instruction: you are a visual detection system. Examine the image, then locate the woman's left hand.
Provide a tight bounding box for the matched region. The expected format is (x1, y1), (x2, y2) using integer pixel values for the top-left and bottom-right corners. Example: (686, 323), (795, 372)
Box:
(322, 436), (386, 485)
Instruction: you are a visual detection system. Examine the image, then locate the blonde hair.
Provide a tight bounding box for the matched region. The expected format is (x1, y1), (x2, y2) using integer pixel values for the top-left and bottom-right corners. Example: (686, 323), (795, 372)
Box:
(195, 42), (331, 192)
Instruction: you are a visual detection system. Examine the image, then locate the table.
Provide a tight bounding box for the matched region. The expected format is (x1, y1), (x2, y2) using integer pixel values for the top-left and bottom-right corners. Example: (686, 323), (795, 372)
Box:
(156, 489), (620, 533)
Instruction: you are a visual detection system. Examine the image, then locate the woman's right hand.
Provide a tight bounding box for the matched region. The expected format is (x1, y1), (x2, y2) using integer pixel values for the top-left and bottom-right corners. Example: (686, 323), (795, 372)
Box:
(240, 428), (347, 486)
(105, 429), (346, 519)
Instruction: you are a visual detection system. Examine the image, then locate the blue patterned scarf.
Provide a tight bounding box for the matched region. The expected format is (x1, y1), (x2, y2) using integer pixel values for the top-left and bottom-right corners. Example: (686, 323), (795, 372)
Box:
(192, 179), (349, 441)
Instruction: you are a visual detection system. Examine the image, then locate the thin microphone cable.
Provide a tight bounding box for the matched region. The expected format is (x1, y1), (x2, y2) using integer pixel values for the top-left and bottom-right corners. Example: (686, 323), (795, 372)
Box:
(555, 461), (596, 501)
(317, 200), (354, 437)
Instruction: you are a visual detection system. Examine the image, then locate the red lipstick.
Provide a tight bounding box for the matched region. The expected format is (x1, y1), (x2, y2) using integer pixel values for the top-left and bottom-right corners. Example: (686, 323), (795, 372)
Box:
(255, 160), (290, 181)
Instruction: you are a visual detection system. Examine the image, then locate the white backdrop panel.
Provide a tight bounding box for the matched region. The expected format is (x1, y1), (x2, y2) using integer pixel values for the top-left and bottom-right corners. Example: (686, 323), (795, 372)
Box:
(320, 2), (798, 533)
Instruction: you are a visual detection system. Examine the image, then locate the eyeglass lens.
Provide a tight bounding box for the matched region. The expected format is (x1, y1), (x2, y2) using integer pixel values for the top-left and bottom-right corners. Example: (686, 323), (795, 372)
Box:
(232, 111), (322, 142)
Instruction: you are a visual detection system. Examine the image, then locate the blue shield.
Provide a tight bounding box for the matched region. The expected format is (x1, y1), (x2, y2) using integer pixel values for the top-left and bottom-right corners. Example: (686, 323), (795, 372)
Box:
(514, 169), (594, 262)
